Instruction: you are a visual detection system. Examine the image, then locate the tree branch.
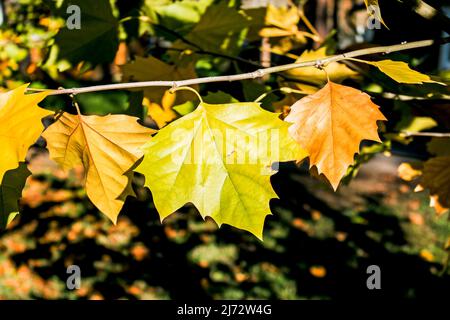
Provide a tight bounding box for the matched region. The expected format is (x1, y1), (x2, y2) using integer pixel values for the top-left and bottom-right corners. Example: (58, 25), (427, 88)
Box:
(31, 38), (447, 96)
(401, 132), (450, 138)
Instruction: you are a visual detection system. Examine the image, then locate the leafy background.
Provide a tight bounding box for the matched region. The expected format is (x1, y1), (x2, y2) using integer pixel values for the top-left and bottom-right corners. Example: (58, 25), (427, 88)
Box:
(0, 0), (449, 299)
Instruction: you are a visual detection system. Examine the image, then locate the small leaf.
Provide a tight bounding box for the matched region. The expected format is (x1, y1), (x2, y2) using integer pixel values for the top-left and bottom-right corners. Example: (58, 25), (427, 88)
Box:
(285, 81), (386, 190)
(137, 101), (306, 239)
(0, 163), (31, 229)
(42, 112), (155, 222)
(360, 60), (443, 84)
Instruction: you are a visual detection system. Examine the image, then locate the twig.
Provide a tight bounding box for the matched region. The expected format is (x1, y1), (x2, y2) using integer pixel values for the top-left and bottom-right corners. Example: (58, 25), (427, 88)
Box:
(401, 131), (450, 138)
(29, 38), (445, 96)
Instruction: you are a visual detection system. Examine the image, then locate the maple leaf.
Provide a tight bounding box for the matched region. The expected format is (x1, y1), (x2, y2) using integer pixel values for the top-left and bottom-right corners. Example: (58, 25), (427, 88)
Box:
(422, 156), (450, 214)
(356, 59), (443, 84)
(42, 112), (155, 222)
(285, 47), (358, 86)
(285, 81), (387, 190)
(121, 56), (198, 104)
(0, 163), (31, 229)
(0, 84), (51, 181)
(136, 101), (307, 239)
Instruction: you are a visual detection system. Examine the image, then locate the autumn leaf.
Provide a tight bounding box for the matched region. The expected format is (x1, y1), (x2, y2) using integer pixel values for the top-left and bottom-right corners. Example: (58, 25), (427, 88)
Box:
(42, 112), (155, 222)
(0, 163), (31, 229)
(422, 156), (450, 214)
(136, 101), (307, 239)
(356, 59), (443, 84)
(0, 84), (51, 181)
(285, 47), (358, 86)
(285, 81), (386, 190)
(121, 56), (198, 104)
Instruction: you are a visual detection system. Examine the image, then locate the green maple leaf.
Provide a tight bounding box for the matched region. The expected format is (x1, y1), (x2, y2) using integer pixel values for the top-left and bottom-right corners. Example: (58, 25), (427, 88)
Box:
(136, 101), (307, 239)
(0, 163), (31, 229)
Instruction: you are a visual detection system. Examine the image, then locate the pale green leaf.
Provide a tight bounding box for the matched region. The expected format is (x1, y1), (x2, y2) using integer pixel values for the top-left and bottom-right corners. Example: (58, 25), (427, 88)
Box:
(136, 102), (306, 239)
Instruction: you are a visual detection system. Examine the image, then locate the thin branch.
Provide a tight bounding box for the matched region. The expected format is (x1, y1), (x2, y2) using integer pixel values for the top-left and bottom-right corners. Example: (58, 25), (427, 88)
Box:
(32, 38), (446, 96)
(401, 132), (450, 138)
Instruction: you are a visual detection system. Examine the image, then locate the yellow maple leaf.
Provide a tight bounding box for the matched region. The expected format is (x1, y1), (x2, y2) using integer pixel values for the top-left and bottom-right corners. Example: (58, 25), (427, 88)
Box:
(285, 81), (386, 190)
(42, 112), (155, 222)
(0, 84), (51, 181)
(285, 47), (358, 85)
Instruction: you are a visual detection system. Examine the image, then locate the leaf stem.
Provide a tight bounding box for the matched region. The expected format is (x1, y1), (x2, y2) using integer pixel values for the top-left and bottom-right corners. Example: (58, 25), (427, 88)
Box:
(35, 38), (447, 96)
(170, 86), (203, 104)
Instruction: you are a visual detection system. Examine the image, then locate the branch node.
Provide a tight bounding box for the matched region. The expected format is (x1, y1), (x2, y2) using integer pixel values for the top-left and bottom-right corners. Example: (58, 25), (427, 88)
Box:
(252, 69), (264, 79)
(315, 60), (324, 69)
(170, 81), (178, 93)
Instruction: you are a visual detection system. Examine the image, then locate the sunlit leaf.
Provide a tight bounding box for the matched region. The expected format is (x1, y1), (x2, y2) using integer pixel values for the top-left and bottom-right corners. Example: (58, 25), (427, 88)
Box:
(0, 84), (51, 181)
(137, 101), (306, 239)
(285, 81), (386, 190)
(42, 112), (155, 222)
